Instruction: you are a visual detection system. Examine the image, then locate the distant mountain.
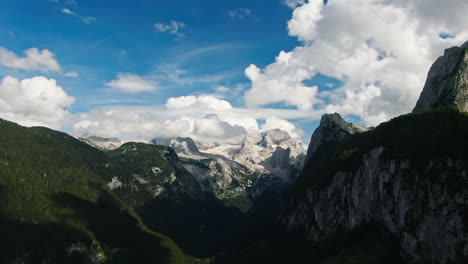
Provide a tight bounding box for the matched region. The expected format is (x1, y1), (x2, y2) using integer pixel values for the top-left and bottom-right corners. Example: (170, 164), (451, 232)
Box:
(231, 129), (306, 181)
(151, 137), (203, 158)
(150, 129), (306, 210)
(78, 133), (122, 151)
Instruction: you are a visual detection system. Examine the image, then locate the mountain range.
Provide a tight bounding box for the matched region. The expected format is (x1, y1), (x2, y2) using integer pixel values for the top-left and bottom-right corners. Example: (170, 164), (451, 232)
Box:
(0, 41), (467, 263)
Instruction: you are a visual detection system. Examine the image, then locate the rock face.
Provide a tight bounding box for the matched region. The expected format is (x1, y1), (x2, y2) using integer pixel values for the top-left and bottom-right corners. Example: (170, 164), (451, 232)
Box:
(305, 113), (368, 164)
(181, 157), (261, 202)
(79, 134), (122, 151)
(232, 129), (306, 180)
(413, 41), (468, 113)
(281, 43), (468, 264)
(282, 147), (468, 264)
(152, 137), (203, 158)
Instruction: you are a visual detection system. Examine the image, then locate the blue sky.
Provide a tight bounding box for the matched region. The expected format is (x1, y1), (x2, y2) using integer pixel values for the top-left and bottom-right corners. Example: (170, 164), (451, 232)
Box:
(0, 0), (299, 109)
(0, 0), (466, 145)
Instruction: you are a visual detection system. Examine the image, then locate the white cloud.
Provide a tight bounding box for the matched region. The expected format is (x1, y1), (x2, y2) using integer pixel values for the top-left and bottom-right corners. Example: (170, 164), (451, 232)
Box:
(71, 95), (316, 145)
(283, 0), (306, 9)
(62, 8), (74, 15)
(154, 20), (186, 39)
(193, 114), (247, 143)
(65, 71), (79, 77)
(61, 8), (95, 24)
(244, 0), (468, 126)
(214, 83), (247, 97)
(0, 47), (61, 71)
(228, 8), (256, 20)
(244, 57), (321, 110)
(261, 117), (304, 140)
(106, 73), (158, 93)
(165, 95), (233, 110)
(0, 76), (75, 129)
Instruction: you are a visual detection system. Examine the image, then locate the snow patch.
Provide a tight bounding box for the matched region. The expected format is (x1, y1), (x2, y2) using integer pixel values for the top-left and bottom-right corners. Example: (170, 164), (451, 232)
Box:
(152, 186), (165, 197)
(151, 167), (162, 174)
(133, 174), (147, 184)
(107, 177), (122, 190)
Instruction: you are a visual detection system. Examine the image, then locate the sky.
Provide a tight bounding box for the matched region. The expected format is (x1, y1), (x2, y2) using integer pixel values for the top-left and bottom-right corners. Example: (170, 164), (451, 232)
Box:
(0, 0), (467, 146)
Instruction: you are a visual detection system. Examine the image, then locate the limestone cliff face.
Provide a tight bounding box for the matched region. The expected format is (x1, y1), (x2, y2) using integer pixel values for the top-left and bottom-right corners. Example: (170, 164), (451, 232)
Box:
(413, 41), (468, 113)
(282, 147), (468, 264)
(281, 41), (468, 263)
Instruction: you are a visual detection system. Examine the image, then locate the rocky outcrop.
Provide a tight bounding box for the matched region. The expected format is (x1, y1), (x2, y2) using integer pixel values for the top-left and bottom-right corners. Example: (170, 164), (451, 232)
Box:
(282, 147), (468, 264)
(154, 137), (203, 158)
(181, 157), (261, 202)
(413, 41), (468, 113)
(305, 113), (368, 164)
(79, 134), (122, 151)
(268, 147), (291, 180)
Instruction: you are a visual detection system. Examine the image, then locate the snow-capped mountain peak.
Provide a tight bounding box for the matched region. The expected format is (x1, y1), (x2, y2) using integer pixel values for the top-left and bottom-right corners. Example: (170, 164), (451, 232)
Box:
(231, 129), (306, 178)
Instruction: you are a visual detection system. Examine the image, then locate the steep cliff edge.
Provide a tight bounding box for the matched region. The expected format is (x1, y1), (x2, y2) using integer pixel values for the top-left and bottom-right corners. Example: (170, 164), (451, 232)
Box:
(282, 108), (468, 263)
(413, 41), (468, 113)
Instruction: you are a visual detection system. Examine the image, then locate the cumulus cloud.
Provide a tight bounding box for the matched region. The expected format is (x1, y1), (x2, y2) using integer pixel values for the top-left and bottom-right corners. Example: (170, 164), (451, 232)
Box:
(165, 95), (233, 110)
(154, 20), (186, 39)
(61, 8), (95, 24)
(244, 56), (321, 110)
(261, 117), (304, 140)
(0, 47), (61, 71)
(0, 76), (75, 128)
(71, 95), (316, 145)
(244, 0), (468, 126)
(106, 73), (158, 93)
(193, 114), (247, 143)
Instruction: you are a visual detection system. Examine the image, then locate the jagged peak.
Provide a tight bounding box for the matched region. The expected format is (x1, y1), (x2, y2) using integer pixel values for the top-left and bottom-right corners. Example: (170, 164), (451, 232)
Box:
(305, 113), (368, 164)
(413, 40), (468, 113)
(151, 136), (202, 157)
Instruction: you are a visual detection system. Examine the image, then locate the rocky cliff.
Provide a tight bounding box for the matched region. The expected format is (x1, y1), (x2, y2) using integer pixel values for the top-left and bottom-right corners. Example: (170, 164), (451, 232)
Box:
(281, 42), (468, 264)
(413, 41), (468, 113)
(305, 113), (368, 165)
(151, 137), (204, 158)
(283, 146), (467, 263)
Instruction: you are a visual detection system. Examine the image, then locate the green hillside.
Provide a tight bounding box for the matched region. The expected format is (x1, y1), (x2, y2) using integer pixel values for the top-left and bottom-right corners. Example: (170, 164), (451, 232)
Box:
(0, 119), (194, 264)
